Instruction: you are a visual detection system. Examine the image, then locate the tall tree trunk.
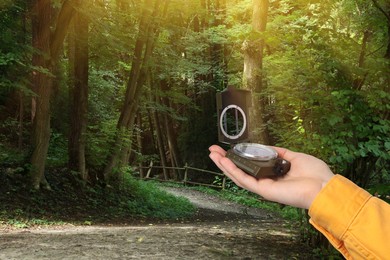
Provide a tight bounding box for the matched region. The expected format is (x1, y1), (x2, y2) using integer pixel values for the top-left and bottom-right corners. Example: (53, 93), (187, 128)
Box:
(153, 105), (169, 180)
(103, 0), (156, 182)
(103, 0), (170, 183)
(160, 80), (183, 180)
(242, 0), (269, 144)
(18, 8), (28, 151)
(386, 21), (390, 59)
(68, 2), (89, 181)
(353, 30), (371, 90)
(18, 91), (24, 151)
(30, 0), (76, 189)
(135, 113), (145, 178)
(30, 0), (53, 190)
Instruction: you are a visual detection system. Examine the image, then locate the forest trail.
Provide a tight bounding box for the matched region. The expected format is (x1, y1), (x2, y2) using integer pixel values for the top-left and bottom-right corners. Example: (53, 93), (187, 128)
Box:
(0, 187), (313, 259)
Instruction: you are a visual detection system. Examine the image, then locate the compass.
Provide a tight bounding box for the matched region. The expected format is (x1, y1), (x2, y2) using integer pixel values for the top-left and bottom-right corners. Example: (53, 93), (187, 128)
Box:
(227, 143), (290, 178)
(216, 87), (290, 178)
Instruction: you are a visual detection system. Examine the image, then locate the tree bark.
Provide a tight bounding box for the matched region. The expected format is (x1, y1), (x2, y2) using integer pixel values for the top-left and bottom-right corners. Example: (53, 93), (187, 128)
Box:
(242, 0), (270, 144)
(160, 80), (183, 180)
(135, 113), (145, 178)
(68, 2), (89, 181)
(153, 104), (169, 180)
(30, 0), (77, 189)
(30, 0), (53, 190)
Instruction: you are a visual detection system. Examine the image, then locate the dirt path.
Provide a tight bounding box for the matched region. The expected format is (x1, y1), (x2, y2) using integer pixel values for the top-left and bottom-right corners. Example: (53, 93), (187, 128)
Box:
(0, 187), (313, 259)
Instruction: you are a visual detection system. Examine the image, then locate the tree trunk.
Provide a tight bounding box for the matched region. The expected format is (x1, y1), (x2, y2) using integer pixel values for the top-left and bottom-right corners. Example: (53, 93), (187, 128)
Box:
(103, 0), (169, 183)
(242, 0), (270, 144)
(18, 91), (24, 151)
(103, 0), (154, 182)
(135, 113), (145, 178)
(68, 2), (89, 181)
(30, 0), (77, 189)
(353, 30), (371, 90)
(160, 80), (182, 180)
(386, 21), (390, 59)
(153, 105), (169, 180)
(30, 0), (53, 190)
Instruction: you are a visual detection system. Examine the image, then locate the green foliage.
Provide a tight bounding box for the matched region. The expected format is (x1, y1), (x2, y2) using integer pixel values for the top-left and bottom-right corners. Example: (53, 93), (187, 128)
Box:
(265, 0), (389, 187)
(212, 176), (301, 221)
(0, 143), (26, 168)
(0, 5), (388, 257)
(368, 183), (390, 203)
(87, 120), (118, 169)
(85, 68), (123, 170)
(0, 209), (65, 228)
(319, 90), (390, 172)
(0, 168), (195, 228)
(0, 1), (33, 95)
(46, 132), (68, 167)
(213, 176), (239, 192)
(0, 118), (27, 167)
(312, 246), (344, 260)
(122, 175), (196, 219)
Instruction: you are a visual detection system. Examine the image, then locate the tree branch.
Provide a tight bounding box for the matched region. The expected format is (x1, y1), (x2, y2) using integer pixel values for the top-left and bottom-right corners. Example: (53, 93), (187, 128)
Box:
(50, 0), (78, 60)
(371, 0), (390, 23)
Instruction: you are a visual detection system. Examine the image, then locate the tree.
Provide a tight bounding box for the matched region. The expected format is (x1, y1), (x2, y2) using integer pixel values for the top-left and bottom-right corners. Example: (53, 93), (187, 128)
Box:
(103, 0), (169, 184)
(30, 0), (76, 189)
(0, 0), (30, 151)
(68, 1), (89, 181)
(242, 0), (270, 144)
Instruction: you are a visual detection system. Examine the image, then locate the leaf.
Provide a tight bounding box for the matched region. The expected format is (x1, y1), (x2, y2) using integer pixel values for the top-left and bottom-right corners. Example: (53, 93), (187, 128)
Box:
(385, 142), (390, 151)
(328, 114), (342, 126)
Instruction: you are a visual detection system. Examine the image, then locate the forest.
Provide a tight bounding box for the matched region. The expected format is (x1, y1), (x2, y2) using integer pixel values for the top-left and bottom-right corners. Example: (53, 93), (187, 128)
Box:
(1, 0), (389, 255)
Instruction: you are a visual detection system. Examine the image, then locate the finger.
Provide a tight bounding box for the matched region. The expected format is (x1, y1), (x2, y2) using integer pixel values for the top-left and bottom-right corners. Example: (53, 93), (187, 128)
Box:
(209, 145), (251, 183)
(209, 145), (227, 156)
(218, 157), (244, 186)
(272, 146), (298, 161)
(208, 150), (245, 187)
(209, 152), (245, 189)
(209, 151), (226, 171)
(219, 157), (261, 193)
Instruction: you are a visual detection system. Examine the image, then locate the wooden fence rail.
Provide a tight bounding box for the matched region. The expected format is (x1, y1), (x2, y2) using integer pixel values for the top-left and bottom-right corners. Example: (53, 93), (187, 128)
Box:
(136, 162), (227, 190)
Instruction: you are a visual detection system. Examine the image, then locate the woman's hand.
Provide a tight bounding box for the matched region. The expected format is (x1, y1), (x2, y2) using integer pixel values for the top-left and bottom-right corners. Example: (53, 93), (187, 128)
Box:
(209, 145), (334, 209)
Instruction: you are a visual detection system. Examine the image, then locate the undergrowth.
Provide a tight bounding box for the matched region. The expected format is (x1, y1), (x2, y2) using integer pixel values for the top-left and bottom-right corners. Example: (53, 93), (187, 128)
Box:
(153, 180), (301, 221)
(0, 168), (195, 228)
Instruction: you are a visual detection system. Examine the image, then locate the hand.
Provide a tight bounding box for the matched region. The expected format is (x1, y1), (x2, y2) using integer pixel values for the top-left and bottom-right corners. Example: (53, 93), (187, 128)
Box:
(209, 145), (334, 209)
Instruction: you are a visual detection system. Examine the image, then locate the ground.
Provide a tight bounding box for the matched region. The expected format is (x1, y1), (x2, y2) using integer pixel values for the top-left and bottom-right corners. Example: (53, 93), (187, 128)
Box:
(0, 186), (314, 259)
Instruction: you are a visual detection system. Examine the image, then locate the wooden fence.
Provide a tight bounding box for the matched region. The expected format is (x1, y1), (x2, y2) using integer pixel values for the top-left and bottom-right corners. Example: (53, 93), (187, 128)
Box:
(136, 161), (227, 190)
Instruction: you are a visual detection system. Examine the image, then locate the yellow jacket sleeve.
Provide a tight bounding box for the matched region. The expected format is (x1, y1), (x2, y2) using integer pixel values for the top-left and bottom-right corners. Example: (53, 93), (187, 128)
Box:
(308, 174), (390, 260)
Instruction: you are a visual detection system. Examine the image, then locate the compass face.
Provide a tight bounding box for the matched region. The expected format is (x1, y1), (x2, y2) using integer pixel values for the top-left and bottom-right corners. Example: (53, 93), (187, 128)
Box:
(216, 86), (250, 143)
(233, 143), (278, 161)
(219, 104), (247, 140)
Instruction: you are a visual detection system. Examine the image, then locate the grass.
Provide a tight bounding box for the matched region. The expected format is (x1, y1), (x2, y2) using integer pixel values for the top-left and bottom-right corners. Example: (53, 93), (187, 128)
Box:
(153, 180), (302, 221)
(0, 168), (196, 229)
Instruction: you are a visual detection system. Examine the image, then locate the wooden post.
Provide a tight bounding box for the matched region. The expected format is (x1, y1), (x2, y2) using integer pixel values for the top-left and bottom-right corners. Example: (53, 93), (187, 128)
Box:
(183, 163), (188, 186)
(146, 161), (153, 179)
(222, 176), (226, 190)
